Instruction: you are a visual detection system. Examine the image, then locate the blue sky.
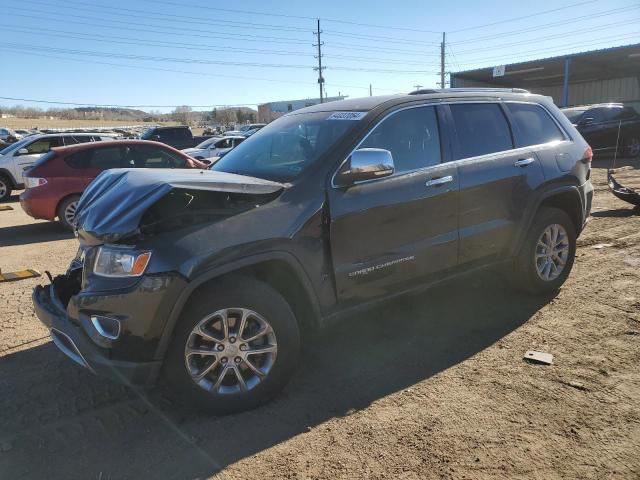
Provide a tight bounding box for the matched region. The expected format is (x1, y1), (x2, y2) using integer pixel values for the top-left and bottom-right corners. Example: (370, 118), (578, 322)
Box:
(1, 0), (638, 112)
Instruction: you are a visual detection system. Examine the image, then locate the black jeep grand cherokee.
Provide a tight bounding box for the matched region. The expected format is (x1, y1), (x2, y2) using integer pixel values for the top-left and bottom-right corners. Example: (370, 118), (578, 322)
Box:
(33, 89), (594, 413)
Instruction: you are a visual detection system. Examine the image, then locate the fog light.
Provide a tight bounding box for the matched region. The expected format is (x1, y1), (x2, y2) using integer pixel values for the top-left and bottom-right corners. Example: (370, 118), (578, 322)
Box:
(90, 315), (121, 340)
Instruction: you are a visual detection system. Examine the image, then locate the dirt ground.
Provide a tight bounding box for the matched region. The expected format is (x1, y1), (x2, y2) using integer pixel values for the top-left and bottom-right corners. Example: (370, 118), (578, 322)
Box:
(0, 161), (638, 479)
(1, 118), (175, 131)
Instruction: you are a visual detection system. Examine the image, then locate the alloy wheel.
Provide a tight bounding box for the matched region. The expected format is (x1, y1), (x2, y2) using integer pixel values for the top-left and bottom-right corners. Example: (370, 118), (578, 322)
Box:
(64, 201), (78, 226)
(0, 180), (7, 199)
(184, 308), (277, 395)
(535, 223), (570, 281)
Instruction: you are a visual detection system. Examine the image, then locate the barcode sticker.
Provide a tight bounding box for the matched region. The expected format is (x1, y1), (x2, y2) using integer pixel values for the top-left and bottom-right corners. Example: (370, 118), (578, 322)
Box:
(327, 111), (366, 121)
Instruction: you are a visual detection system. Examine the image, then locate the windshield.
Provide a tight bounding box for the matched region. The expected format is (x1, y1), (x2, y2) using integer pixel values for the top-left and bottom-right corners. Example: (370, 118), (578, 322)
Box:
(561, 108), (587, 123)
(0, 137), (32, 155)
(211, 111), (363, 182)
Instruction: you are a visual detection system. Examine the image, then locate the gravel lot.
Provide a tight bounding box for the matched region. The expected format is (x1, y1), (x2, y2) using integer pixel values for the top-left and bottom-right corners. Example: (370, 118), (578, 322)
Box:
(1, 162), (638, 479)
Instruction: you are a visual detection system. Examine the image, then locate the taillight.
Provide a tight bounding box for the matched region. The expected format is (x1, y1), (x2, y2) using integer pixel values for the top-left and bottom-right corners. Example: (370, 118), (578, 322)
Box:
(24, 177), (48, 189)
(583, 146), (593, 164)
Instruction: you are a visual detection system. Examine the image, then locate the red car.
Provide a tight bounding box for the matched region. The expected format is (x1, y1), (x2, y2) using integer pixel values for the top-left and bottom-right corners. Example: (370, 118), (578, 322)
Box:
(20, 140), (207, 229)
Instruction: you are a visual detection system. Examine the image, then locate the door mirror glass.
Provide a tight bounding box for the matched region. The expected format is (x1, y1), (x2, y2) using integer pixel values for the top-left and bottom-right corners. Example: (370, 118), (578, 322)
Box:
(337, 148), (394, 185)
(17, 148), (29, 155)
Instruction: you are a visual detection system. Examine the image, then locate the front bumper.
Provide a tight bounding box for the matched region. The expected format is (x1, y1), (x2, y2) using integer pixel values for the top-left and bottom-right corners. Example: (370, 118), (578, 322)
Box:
(33, 283), (162, 385)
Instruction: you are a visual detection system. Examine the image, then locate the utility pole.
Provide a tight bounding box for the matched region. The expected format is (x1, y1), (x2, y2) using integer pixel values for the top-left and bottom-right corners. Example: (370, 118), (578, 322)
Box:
(313, 19), (325, 103)
(439, 32), (446, 89)
(369, 84), (372, 96)
(413, 84), (423, 91)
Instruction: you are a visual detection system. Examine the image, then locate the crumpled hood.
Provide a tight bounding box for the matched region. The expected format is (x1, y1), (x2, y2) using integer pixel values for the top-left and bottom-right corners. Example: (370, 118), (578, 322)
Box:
(75, 168), (285, 244)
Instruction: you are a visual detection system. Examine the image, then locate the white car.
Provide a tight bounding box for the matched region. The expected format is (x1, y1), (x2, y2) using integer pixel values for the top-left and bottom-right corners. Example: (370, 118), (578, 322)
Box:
(0, 128), (21, 142)
(182, 135), (246, 163)
(223, 124), (266, 136)
(0, 132), (116, 201)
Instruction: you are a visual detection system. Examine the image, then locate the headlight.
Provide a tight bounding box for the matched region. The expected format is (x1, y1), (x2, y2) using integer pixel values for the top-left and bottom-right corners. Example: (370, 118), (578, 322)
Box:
(94, 246), (152, 277)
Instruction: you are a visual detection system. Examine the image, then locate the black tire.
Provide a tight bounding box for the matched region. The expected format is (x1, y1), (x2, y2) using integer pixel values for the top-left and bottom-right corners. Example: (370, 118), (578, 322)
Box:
(56, 195), (81, 230)
(162, 275), (300, 414)
(624, 136), (640, 158)
(512, 207), (577, 294)
(0, 174), (12, 202)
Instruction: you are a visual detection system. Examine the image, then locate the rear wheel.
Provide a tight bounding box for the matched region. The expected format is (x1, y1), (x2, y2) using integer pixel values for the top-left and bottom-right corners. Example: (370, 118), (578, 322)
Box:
(0, 174), (12, 202)
(163, 276), (300, 414)
(625, 136), (640, 157)
(57, 195), (80, 230)
(512, 207), (577, 294)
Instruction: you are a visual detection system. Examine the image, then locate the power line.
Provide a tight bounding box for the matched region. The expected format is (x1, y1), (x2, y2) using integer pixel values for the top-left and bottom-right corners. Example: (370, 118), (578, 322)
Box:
(9, 7), (312, 45)
(144, 0), (441, 33)
(454, 17), (640, 55)
(448, 0), (598, 33)
(16, 0), (312, 33)
(22, 0), (441, 46)
(1, 25), (439, 66)
(0, 48), (401, 92)
(451, 34), (640, 71)
(450, 4), (640, 45)
(1, 42), (436, 74)
(0, 96), (261, 108)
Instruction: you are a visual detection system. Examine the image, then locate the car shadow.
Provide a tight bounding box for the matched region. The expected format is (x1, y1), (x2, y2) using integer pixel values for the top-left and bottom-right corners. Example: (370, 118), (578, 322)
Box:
(0, 273), (552, 479)
(0, 193), (22, 204)
(591, 206), (640, 218)
(0, 222), (73, 247)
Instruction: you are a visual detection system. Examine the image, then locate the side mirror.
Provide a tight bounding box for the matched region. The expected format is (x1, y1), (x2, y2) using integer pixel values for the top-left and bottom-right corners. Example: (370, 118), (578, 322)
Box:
(17, 148), (29, 156)
(579, 117), (595, 126)
(153, 135), (161, 142)
(337, 148), (394, 186)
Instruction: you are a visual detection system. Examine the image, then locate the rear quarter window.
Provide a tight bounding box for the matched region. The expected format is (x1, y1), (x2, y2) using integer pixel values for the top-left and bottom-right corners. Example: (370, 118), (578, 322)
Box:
(506, 103), (565, 147)
(449, 103), (514, 159)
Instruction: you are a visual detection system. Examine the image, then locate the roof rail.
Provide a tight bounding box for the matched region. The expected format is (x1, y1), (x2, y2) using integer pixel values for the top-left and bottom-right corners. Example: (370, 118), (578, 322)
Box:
(409, 87), (530, 95)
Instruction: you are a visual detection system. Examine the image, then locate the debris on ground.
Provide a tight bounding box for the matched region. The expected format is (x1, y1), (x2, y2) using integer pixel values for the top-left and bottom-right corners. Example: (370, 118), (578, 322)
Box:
(524, 350), (554, 365)
(0, 205), (13, 211)
(592, 243), (614, 249)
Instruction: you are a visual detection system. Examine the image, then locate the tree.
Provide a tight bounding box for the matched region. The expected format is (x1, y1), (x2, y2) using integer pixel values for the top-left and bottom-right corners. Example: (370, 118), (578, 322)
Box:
(172, 105), (193, 125)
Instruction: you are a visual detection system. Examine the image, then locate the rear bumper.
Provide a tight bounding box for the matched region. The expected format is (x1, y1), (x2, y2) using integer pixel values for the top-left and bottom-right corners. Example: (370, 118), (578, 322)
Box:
(32, 284), (161, 385)
(19, 188), (57, 220)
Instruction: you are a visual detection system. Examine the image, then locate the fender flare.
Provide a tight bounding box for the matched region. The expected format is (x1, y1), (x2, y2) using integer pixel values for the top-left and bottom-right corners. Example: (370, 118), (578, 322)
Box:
(511, 183), (584, 256)
(153, 250), (323, 360)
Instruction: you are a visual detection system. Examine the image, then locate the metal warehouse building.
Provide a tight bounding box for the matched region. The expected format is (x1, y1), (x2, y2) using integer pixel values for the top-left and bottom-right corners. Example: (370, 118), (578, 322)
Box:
(450, 43), (640, 109)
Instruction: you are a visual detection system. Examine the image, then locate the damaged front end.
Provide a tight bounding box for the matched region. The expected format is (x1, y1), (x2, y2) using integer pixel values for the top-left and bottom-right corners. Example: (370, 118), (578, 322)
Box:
(74, 168), (285, 244)
(33, 168), (285, 384)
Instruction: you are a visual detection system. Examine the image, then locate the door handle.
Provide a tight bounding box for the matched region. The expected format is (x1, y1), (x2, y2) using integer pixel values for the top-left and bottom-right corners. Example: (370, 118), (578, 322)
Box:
(514, 158), (535, 167)
(425, 175), (453, 187)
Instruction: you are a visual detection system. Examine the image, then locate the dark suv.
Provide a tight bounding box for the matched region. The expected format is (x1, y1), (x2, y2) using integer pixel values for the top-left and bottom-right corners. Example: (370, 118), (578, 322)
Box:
(33, 89), (593, 413)
(561, 103), (640, 157)
(141, 126), (195, 150)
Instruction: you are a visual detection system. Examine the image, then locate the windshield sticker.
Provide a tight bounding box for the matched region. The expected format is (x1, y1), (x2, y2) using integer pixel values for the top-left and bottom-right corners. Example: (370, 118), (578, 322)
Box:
(327, 111), (366, 121)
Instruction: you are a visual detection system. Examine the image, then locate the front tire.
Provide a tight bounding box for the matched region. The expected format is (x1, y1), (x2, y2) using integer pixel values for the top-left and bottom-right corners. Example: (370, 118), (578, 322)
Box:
(512, 207), (577, 294)
(163, 276), (300, 414)
(0, 174), (12, 202)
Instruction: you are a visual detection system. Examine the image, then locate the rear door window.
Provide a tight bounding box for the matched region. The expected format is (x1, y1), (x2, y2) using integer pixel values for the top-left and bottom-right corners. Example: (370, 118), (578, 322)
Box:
(449, 103), (514, 159)
(506, 103), (565, 147)
(359, 105), (442, 173)
(66, 146), (132, 170)
(133, 145), (185, 168)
